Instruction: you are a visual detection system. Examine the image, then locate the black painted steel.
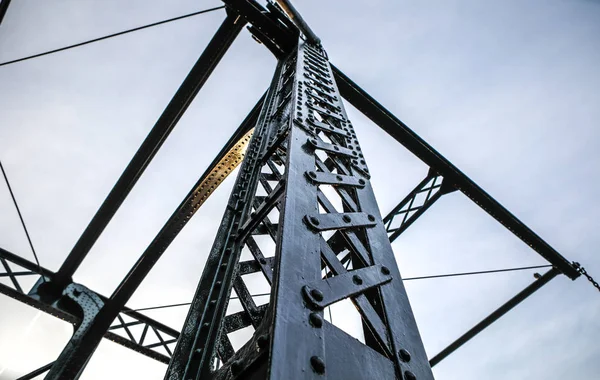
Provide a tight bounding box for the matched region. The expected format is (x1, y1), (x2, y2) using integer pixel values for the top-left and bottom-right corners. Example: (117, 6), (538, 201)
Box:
(43, 15), (249, 379)
(16, 362), (54, 380)
(332, 66), (579, 280)
(0, 1), (585, 377)
(383, 169), (454, 242)
(169, 38), (433, 380)
(429, 267), (560, 367)
(165, 42), (287, 380)
(0, 0), (10, 27)
(223, 0), (297, 57)
(0, 247), (179, 363)
(53, 11), (245, 288)
(274, 0), (320, 44)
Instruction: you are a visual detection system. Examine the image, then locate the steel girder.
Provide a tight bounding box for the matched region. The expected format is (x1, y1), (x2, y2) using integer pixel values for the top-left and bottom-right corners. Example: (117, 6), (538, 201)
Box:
(52, 11), (248, 290)
(227, 0), (579, 279)
(0, 0), (582, 378)
(0, 0), (10, 27)
(0, 247), (178, 363)
(166, 38), (433, 380)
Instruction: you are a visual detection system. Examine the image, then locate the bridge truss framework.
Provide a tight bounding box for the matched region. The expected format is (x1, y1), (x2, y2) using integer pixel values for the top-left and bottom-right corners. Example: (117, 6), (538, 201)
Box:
(0, 1), (581, 379)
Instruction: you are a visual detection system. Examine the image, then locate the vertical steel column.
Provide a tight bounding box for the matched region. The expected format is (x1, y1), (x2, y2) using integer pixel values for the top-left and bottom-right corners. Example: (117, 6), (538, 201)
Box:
(169, 38), (433, 380)
(265, 40), (432, 380)
(164, 41), (289, 380)
(53, 11), (245, 289)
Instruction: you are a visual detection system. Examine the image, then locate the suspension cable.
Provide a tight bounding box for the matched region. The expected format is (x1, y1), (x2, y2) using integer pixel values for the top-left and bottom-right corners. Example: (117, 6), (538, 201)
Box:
(0, 5), (225, 67)
(126, 264), (553, 313)
(125, 292), (271, 313)
(403, 264), (552, 281)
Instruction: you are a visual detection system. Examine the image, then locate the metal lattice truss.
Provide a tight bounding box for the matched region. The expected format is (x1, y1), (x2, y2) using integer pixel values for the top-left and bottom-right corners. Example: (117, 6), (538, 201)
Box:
(0, 1), (580, 379)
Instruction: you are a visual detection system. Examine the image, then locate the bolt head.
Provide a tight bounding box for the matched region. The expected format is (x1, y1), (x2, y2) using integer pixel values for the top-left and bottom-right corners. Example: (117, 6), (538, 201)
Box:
(309, 312), (323, 328)
(399, 349), (411, 362)
(257, 334), (269, 349)
(310, 356), (326, 374)
(381, 266), (391, 275)
(352, 275), (363, 285)
(404, 370), (417, 380)
(310, 288), (324, 302)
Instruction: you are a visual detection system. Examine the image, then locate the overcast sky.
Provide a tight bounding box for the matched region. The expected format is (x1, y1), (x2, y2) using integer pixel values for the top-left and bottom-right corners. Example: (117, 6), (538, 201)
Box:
(0, 0), (599, 379)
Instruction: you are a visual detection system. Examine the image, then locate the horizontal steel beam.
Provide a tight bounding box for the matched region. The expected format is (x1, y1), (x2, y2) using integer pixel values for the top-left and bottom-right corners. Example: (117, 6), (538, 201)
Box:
(332, 66), (579, 279)
(0, 247), (177, 363)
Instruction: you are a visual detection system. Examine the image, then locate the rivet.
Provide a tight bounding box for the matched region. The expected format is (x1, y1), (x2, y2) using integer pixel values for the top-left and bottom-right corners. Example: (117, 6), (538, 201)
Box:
(257, 334), (269, 349)
(368, 214), (375, 222)
(231, 360), (243, 375)
(336, 175), (343, 181)
(310, 216), (320, 226)
(310, 356), (326, 374)
(308, 171), (317, 179)
(381, 266), (391, 275)
(359, 179), (366, 186)
(404, 370), (417, 380)
(399, 349), (411, 362)
(343, 215), (351, 223)
(309, 312), (323, 328)
(310, 288), (324, 302)
(352, 274), (363, 285)
(259, 257), (267, 265)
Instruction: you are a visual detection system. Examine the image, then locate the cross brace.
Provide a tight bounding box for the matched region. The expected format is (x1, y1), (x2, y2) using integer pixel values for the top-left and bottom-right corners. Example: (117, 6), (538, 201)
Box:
(0, 0), (582, 379)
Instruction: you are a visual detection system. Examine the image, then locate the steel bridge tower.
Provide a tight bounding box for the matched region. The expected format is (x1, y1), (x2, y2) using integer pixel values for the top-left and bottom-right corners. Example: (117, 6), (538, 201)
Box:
(0, 1), (588, 379)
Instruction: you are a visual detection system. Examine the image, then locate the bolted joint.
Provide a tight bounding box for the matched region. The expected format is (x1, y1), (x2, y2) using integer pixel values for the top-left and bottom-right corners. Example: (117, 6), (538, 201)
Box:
(309, 312), (323, 328)
(302, 285), (324, 309)
(399, 348), (411, 362)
